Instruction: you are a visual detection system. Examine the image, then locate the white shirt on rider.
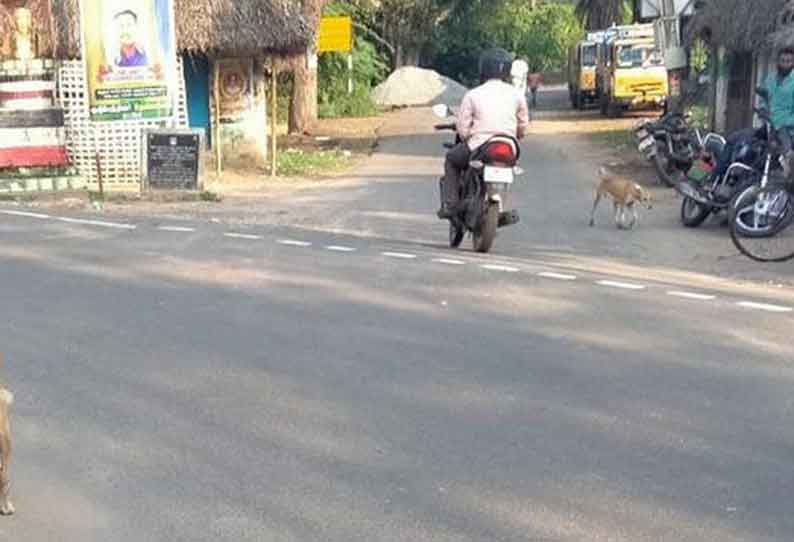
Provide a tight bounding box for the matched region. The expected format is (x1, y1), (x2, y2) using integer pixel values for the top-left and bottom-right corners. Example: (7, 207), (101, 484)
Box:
(456, 79), (530, 151)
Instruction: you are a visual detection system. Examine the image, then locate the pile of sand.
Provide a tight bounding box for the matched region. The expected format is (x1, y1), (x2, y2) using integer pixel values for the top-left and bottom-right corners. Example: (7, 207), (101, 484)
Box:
(373, 67), (468, 107)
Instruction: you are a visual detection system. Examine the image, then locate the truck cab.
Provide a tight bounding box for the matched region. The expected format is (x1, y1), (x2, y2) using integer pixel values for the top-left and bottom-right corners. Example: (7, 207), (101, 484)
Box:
(568, 32), (603, 109)
(596, 24), (668, 117)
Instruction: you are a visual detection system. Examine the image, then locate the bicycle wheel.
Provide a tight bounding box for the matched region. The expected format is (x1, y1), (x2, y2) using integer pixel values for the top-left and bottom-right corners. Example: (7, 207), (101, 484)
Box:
(730, 183), (794, 262)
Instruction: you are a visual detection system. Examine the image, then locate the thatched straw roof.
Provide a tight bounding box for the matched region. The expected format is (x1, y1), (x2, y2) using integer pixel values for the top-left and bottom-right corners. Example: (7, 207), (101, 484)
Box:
(45, 0), (311, 59)
(688, 0), (787, 51)
(768, 0), (794, 48)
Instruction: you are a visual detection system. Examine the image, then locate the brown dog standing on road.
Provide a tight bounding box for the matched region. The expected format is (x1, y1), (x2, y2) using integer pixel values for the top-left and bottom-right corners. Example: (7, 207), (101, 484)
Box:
(0, 386), (13, 515)
(589, 166), (652, 229)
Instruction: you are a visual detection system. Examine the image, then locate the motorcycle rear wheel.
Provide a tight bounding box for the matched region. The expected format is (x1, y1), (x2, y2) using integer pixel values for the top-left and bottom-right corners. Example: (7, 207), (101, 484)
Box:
(472, 205), (499, 253)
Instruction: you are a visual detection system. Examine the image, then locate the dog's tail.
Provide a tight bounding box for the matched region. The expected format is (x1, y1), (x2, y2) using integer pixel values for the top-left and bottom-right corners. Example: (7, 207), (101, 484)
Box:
(0, 390), (13, 406)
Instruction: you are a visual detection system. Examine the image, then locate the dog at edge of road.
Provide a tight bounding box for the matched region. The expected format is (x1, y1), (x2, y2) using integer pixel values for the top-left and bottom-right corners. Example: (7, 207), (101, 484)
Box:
(0, 383), (13, 516)
(589, 166), (652, 229)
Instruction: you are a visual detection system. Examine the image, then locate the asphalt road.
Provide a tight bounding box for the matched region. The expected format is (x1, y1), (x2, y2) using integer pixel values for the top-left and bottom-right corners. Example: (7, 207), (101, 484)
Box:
(1, 87), (794, 541)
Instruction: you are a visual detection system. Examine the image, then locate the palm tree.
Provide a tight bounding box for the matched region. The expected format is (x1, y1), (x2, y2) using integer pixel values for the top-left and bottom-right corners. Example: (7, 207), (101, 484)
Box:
(575, 0), (626, 30)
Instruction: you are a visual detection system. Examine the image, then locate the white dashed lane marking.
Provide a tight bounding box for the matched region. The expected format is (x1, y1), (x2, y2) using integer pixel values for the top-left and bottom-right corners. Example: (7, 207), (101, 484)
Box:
(224, 233), (262, 240)
(736, 301), (793, 313)
(481, 264), (520, 273)
(158, 226), (196, 232)
(667, 291), (716, 301)
(382, 252), (417, 259)
(2, 209), (793, 317)
(597, 280), (646, 290)
(278, 239), (312, 247)
(54, 216), (136, 230)
(0, 210), (51, 219)
(538, 271), (577, 281)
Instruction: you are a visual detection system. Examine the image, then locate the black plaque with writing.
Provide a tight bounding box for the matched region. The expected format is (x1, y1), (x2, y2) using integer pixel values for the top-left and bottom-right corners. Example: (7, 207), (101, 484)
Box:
(146, 132), (200, 189)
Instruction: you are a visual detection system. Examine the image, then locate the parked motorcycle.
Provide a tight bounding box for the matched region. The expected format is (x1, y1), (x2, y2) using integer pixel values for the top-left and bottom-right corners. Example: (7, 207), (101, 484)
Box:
(432, 104), (523, 253)
(634, 111), (701, 187)
(728, 88), (794, 244)
(633, 73), (710, 187)
(676, 89), (782, 230)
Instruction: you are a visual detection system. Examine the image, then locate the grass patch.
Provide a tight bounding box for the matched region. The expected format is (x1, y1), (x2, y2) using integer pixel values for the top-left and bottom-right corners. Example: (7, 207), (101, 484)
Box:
(277, 148), (354, 177)
(589, 128), (636, 151)
(0, 193), (35, 202)
(319, 86), (380, 119)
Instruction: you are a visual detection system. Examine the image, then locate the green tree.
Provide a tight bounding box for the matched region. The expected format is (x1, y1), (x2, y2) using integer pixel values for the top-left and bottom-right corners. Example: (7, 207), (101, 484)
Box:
(430, 0), (583, 85)
(488, 1), (583, 72)
(575, 0), (629, 30)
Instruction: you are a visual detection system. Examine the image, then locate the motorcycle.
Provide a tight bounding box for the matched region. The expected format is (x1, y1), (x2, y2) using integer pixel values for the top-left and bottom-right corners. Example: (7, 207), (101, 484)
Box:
(728, 88), (794, 240)
(674, 128), (767, 228)
(634, 73), (709, 187)
(634, 111), (701, 187)
(432, 104), (523, 253)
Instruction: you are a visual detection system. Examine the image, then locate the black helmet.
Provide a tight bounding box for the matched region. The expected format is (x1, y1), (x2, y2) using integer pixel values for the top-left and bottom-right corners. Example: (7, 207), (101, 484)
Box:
(479, 48), (514, 83)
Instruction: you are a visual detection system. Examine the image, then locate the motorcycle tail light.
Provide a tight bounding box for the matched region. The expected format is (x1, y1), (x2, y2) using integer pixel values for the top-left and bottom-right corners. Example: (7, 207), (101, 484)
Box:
(485, 142), (516, 163)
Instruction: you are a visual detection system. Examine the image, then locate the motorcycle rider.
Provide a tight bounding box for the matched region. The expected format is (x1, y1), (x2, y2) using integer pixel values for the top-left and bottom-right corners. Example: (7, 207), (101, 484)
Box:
(708, 47), (794, 182)
(438, 48), (530, 219)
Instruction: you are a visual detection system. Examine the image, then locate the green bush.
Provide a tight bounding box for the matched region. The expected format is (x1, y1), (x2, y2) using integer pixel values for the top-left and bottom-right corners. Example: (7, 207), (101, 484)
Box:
(318, 36), (387, 119)
(319, 85), (379, 118)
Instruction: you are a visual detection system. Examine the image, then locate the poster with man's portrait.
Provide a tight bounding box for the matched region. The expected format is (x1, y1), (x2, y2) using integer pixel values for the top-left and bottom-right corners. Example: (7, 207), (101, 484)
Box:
(217, 59), (253, 123)
(80, 0), (176, 121)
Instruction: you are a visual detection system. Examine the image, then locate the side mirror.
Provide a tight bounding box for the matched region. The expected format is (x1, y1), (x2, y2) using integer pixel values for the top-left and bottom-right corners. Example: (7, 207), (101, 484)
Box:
(432, 104), (450, 119)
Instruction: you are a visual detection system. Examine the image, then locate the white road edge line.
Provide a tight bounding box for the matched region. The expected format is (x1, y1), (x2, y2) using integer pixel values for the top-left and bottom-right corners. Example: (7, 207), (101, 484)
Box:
(667, 290), (716, 301)
(326, 245), (357, 252)
(0, 209), (51, 219)
(481, 264), (520, 273)
(224, 233), (262, 240)
(158, 226), (196, 232)
(597, 280), (646, 290)
(382, 252), (417, 259)
(278, 239), (312, 247)
(736, 301), (793, 313)
(538, 271), (577, 281)
(55, 216), (136, 230)
(433, 258), (466, 266)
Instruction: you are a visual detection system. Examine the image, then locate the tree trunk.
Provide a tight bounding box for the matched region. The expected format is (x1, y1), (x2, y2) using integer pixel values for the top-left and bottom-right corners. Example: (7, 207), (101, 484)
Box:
(289, 54), (318, 135)
(289, 0), (326, 135)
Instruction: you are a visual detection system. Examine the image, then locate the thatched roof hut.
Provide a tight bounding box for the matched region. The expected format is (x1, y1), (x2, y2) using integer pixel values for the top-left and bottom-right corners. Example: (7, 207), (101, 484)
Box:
(768, 0), (794, 49)
(688, 0), (787, 51)
(40, 0), (312, 59)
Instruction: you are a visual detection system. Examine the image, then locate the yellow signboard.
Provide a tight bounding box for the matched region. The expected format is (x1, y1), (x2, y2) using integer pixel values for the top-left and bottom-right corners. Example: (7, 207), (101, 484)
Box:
(318, 16), (353, 53)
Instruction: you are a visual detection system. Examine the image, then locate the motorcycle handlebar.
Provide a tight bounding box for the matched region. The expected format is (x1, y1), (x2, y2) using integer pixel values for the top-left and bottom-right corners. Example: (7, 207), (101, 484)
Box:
(434, 123), (456, 131)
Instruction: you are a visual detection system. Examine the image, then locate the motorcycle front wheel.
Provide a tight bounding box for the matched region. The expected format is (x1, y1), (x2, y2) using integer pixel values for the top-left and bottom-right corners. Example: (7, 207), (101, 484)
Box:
(472, 205), (499, 253)
(730, 183), (794, 262)
(680, 196), (711, 227)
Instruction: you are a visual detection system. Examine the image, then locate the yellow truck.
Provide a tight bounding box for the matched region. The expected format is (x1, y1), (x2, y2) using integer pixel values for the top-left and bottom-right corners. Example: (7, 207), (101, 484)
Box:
(567, 31), (604, 109)
(596, 24), (668, 117)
